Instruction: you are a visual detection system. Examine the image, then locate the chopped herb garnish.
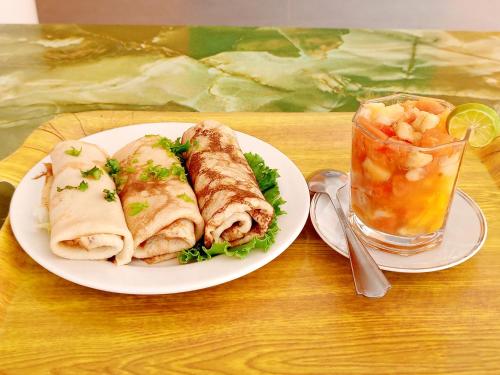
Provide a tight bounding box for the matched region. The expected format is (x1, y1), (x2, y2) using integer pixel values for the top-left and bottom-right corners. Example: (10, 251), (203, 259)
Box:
(64, 146), (82, 157)
(81, 166), (103, 180)
(177, 193), (194, 203)
(131, 158), (139, 164)
(57, 180), (88, 192)
(171, 164), (187, 182)
(104, 158), (120, 175)
(104, 159), (122, 188)
(114, 175), (126, 191)
(103, 189), (117, 202)
(124, 166), (136, 173)
(154, 137), (190, 157)
(139, 160), (170, 181)
(128, 201), (149, 216)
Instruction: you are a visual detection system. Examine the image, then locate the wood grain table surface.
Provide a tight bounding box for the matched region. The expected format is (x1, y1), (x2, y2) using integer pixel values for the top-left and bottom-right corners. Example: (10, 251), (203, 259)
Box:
(0, 111), (499, 374)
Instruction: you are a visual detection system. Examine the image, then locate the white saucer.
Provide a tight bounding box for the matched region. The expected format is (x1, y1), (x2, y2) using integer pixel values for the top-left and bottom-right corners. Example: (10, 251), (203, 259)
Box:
(310, 188), (487, 273)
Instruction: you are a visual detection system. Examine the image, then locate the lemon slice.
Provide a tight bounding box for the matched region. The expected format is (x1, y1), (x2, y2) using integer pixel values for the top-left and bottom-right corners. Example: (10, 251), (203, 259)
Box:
(447, 103), (500, 147)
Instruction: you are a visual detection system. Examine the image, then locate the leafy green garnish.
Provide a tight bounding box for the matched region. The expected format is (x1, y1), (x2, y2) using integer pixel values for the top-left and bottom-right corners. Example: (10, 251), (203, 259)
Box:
(81, 166), (103, 180)
(104, 158), (123, 188)
(139, 160), (187, 182)
(171, 164), (187, 182)
(57, 180), (88, 192)
(177, 193), (194, 203)
(124, 166), (136, 174)
(178, 242), (229, 263)
(245, 152), (279, 191)
(154, 136), (190, 158)
(104, 158), (120, 176)
(103, 189), (117, 202)
(64, 146), (82, 157)
(139, 160), (170, 181)
(128, 201), (149, 216)
(178, 152), (285, 264)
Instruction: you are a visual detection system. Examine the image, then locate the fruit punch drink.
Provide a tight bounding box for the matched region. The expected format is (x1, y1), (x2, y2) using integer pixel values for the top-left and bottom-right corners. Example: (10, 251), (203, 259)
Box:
(351, 94), (468, 253)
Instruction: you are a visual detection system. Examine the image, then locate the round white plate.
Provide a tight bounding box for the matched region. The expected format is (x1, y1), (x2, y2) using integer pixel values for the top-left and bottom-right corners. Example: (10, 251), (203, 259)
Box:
(310, 188), (487, 273)
(10, 122), (310, 294)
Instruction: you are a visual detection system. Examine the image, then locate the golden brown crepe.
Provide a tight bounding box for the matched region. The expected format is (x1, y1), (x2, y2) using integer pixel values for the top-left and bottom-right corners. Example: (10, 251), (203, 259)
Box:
(113, 136), (204, 263)
(47, 140), (134, 265)
(182, 120), (274, 247)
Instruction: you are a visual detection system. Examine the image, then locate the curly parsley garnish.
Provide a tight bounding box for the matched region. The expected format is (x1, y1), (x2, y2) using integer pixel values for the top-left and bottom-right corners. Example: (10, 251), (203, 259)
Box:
(103, 189), (117, 202)
(81, 166), (103, 180)
(64, 146), (82, 157)
(128, 201), (149, 216)
(57, 180), (88, 192)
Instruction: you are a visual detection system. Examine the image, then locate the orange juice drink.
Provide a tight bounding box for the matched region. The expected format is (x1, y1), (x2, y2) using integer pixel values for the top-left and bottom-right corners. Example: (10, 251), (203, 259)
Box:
(351, 94), (467, 253)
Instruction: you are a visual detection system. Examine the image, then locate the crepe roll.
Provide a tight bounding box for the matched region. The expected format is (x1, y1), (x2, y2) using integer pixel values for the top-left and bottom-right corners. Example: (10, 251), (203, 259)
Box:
(113, 136), (204, 263)
(47, 140), (134, 265)
(182, 120), (274, 247)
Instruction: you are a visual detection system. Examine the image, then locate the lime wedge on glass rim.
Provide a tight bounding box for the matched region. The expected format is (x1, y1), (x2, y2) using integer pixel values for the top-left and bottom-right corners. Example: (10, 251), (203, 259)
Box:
(447, 103), (500, 147)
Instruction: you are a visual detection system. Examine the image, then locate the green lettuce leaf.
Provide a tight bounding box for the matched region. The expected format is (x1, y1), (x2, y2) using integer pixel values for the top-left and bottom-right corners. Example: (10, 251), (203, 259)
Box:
(178, 151), (286, 264)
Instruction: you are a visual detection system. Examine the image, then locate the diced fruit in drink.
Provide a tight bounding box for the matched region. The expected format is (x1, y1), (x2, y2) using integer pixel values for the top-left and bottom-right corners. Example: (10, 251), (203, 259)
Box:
(420, 128), (456, 148)
(375, 104), (404, 125)
(405, 151), (433, 168)
(412, 111), (440, 132)
(358, 102), (385, 121)
(439, 152), (461, 176)
(394, 121), (419, 143)
(358, 116), (389, 140)
(362, 158), (391, 182)
(415, 99), (445, 115)
(373, 210), (393, 219)
(405, 167), (426, 181)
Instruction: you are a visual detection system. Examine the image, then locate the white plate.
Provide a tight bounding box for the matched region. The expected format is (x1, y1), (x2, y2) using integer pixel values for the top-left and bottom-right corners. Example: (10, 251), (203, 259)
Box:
(310, 187), (487, 273)
(10, 122), (310, 294)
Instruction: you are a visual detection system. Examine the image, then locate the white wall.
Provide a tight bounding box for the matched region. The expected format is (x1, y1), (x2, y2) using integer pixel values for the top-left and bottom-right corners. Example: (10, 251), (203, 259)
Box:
(0, 0), (38, 24)
(36, 0), (500, 31)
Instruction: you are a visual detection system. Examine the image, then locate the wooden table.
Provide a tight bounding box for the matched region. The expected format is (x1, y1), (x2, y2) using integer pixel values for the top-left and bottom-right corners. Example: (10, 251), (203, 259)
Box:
(1, 111), (499, 374)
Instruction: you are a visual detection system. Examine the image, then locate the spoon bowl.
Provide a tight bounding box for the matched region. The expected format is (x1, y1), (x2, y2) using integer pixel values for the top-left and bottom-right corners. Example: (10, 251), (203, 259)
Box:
(308, 169), (349, 195)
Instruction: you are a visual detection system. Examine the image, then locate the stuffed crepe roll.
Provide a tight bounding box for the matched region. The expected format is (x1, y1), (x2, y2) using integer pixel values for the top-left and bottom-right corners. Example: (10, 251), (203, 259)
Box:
(47, 140), (134, 265)
(182, 120), (274, 247)
(113, 135), (204, 263)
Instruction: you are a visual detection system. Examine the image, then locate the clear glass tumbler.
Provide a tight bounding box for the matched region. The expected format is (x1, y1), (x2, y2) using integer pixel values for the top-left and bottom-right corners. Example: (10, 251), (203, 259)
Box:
(350, 94), (468, 254)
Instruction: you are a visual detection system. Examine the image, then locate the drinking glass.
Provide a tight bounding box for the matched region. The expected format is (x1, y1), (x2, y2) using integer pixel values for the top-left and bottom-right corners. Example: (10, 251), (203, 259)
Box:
(350, 94), (468, 254)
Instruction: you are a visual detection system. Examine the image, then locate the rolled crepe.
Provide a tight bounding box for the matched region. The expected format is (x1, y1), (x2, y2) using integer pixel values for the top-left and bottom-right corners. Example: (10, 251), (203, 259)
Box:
(113, 136), (204, 263)
(47, 140), (134, 265)
(182, 120), (274, 247)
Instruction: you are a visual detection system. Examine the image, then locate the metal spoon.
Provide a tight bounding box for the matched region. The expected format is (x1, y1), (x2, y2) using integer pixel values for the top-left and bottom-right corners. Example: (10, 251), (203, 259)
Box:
(308, 169), (391, 298)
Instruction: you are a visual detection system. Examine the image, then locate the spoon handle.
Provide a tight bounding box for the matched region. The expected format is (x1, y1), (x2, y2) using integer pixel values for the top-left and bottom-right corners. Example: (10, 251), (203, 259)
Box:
(326, 191), (391, 298)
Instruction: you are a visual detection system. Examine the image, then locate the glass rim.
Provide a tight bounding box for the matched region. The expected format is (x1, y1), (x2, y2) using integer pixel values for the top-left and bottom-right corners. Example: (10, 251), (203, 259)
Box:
(352, 93), (470, 151)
